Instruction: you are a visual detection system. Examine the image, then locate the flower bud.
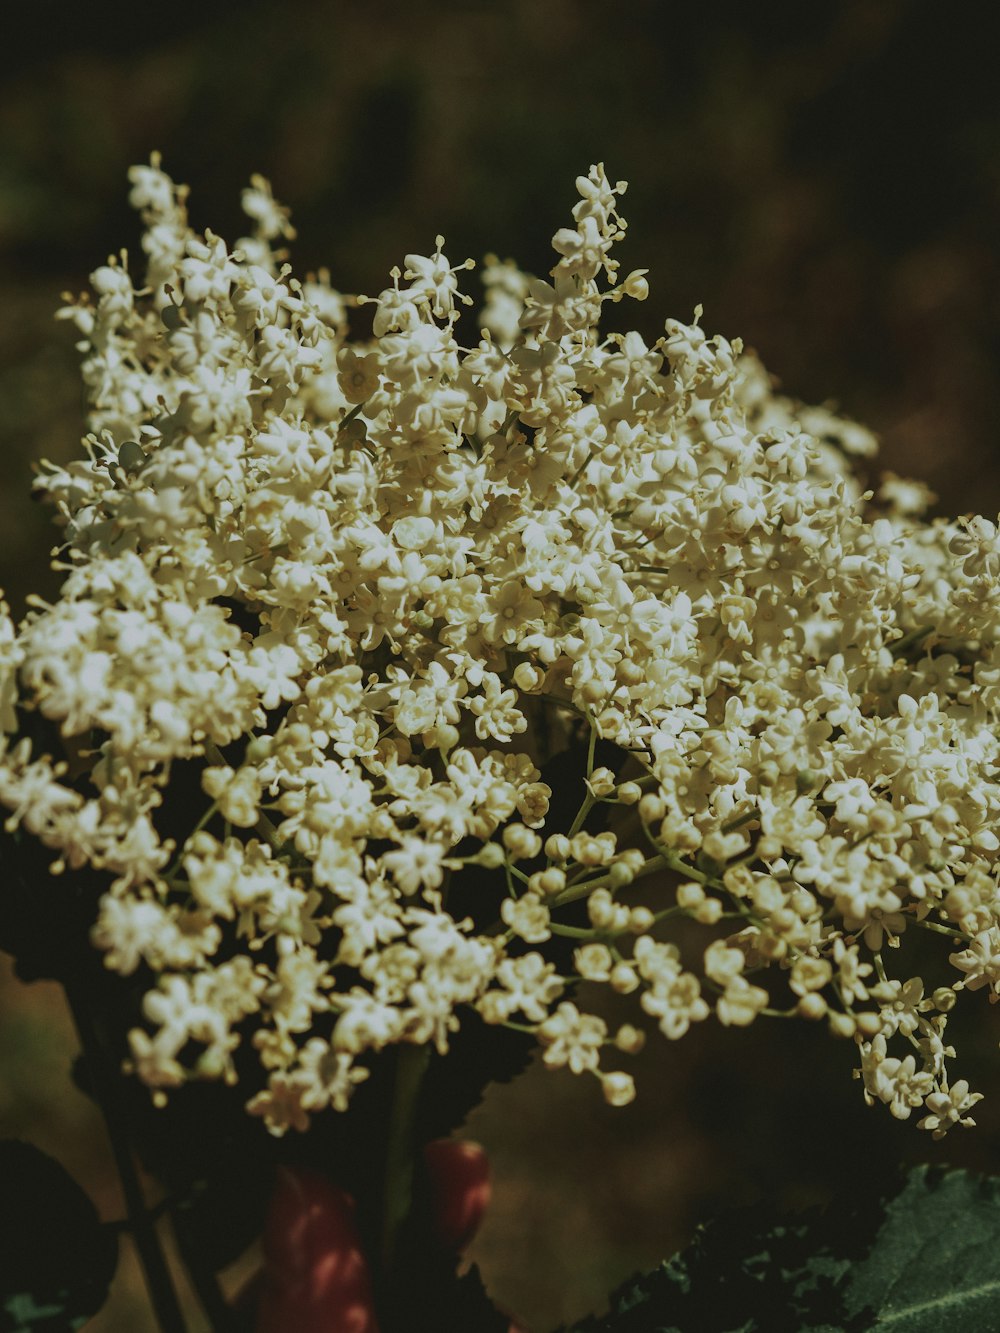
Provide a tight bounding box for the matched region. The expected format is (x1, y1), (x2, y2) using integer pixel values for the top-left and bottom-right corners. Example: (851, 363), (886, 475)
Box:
(587, 889), (616, 930)
(639, 793), (666, 824)
(531, 867), (566, 897)
(609, 963), (639, 994)
(757, 933), (787, 961)
(545, 834), (571, 862)
(828, 1011), (856, 1039)
(601, 1071), (636, 1107)
(425, 722), (460, 752)
(855, 1012), (883, 1038)
(677, 882), (704, 909)
(693, 898), (723, 925)
(627, 906), (654, 933)
(587, 767), (617, 798)
(244, 734), (274, 763)
(797, 992), (827, 1020)
(475, 842), (506, 870)
(502, 823), (542, 860)
(609, 861), (635, 888)
(614, 1024), (646, 1054)
(513, 661), (544, 692)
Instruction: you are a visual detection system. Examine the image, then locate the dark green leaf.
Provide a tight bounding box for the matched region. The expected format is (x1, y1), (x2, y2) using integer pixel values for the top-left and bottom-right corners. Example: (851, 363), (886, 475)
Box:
(566, 1166), (1000, 1333)
(0, 1141), (117, 1332)
(837, 1166), (1000, 1331)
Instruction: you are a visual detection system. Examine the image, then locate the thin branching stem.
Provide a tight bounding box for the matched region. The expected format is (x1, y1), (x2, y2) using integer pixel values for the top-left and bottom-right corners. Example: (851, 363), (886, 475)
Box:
(65, 981), (188, 1333)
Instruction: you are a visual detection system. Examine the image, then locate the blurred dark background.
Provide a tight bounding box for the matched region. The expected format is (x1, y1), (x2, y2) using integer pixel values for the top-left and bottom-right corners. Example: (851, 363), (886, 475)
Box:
(4, 2), (1000, 1328)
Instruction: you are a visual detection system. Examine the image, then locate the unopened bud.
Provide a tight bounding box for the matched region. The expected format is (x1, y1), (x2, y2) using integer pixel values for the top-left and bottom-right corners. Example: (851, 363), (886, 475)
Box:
(533, 867), (566, 897)
(628, 906), (654, 933)
(614, 1023), (646, 1054)
(587, 889), (616, 930)
(694, 898), (723, 925)
(639, 793), (666, 824)
(828, 1011), (856, 1039)
(545, 834), (571, 862)
(757, 933), (787, 961)
(513, 661), (545, 692)
(502, 823), (542, 860)
(855, 1012), (883, 1038)
(797, 993), (827, 1020)
(609, 860), (636, 888)
(609, 963), (639, 994)
(475, 842), (506, 870)
(677, 882), (704, 910)
(601, 1071), (636, 1107)
(587, 767), (617, 798)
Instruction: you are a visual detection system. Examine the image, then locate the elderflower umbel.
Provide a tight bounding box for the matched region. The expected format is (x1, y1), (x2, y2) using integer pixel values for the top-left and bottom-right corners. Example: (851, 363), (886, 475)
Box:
(3, 155), (1000, 1135)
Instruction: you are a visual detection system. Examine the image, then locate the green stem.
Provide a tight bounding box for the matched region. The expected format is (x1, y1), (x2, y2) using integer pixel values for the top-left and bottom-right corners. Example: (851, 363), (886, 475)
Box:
(549, 921), (604, 939)
(891, 622), (936, 657)
(567, 794), (596, 841)
(913, 916), (967, 941)
(552, 851), (668, 908)
(381, 1043), (432, 1281)
(65, 981), (187, 1333)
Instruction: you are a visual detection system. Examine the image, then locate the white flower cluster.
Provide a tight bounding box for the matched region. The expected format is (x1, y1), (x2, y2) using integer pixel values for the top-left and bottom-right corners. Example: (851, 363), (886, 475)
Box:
(2, 155), (997, 1137)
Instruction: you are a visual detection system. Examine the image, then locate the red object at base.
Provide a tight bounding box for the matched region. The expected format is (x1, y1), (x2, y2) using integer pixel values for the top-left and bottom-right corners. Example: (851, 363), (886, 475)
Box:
(423, 1138), (492, 1253)
(254, 1167), (380, 1333)
(250, 1144), (529, 1331)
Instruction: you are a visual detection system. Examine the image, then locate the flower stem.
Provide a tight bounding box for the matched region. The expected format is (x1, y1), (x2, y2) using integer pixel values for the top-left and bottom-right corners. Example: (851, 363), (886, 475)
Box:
(65, 980), (188, 1333)
(380, 1042), (432, 1281)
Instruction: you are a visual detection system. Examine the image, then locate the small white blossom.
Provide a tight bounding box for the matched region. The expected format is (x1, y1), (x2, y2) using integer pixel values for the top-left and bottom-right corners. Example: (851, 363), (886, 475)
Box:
(539, 1002), (607, 1075)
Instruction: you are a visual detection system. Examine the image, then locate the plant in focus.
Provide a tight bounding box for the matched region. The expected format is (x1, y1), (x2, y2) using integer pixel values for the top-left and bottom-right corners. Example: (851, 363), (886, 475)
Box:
(3, 157), (1000, 1329)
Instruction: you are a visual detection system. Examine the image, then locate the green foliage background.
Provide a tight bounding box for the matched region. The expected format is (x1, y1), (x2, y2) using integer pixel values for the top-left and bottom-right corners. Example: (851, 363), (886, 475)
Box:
(4, 3), (1000, 1328)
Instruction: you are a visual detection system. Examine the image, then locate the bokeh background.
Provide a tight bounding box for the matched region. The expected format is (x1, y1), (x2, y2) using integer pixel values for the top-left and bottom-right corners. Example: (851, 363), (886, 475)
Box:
(5, 2), (1000, 1329)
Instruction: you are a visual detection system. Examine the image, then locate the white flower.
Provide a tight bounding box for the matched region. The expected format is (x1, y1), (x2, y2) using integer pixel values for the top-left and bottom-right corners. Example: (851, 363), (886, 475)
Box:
(856, 1034), (933, 1120)
(483, 952), (563, 1023)
(240, 173), (295, 242)
(715, 976), (769, 1028)
(539, 1002), (607, 1074)
(201, 764), (262, 828)
(333, 989), (405, 1054)
(870, 976), (927, 1037)
(246, 1075), (311, 1136)
(918, 1080), (984, 1138)
(295, 1038), (369, 1112)
(501, 892), (551, 944)
(704, 940), (745, 985)
(467, 673), (527, 742)
(950, 929), (1000, 996)
(10, 155), (1000, 1133)
(380, 836), (446, 897)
